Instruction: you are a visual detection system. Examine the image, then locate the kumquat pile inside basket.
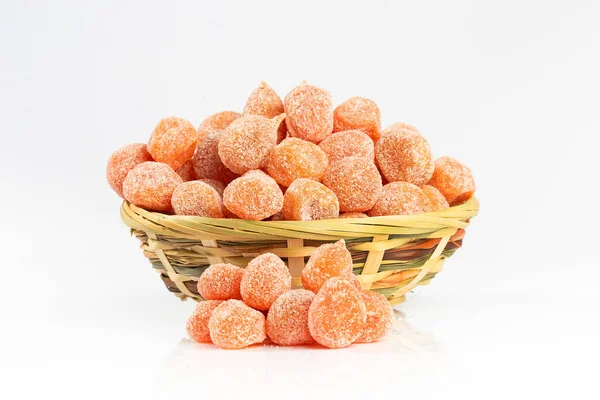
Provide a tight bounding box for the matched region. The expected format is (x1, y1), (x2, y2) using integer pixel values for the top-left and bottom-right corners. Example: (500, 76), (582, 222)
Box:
(108, 81), (479, 349)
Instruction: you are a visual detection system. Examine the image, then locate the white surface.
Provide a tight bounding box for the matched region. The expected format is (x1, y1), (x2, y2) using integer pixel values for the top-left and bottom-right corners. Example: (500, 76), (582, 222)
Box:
(1, 0), (599, 399)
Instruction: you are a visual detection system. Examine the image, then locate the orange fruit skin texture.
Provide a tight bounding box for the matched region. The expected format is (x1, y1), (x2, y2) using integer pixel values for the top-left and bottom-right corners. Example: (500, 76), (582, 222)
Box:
(375, 126), (434, 186)
(197, 111), (241, 142)
(240, 253), (292, 311)
(171, 181), (224, 218)
(198, 263), (244, 301)
(284, 83), (333, 144)
(333, 97), (381, 142)
(356, 290), (393, 343)
(192, 133), (238, 185)
(175, 159), (197, 182)
(318, 130), (375, 163)
(218, 114), (283, 175)
(223, 170), (284, 221)
(266, 289), (315, 346)
(106, 143), (153, 198)
(308, 277), (367, 349)
(368, 182), (429, 217)
(386, 122), (419, 135)
(282, 178), (339, 221)
(301, 240), (353, 293)
(427, 156), (476, 206)
(421, 184), (449, 212)
(323, 156), (382, 212)
(264, 138), (329, 187)
(122, 162), (182, 212)
(197, 179), (226, 197)
(345, 273), (363, 291)
(208, 300), (266, 349)
(186, 300), (223, 343)
(338, 212), (368, 219)
(147, 117), (197, 171)
(243, 82), (287, 143)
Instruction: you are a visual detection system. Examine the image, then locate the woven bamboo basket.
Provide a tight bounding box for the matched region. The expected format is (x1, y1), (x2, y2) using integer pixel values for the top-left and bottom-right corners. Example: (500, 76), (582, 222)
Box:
(120, 196), (479, 306)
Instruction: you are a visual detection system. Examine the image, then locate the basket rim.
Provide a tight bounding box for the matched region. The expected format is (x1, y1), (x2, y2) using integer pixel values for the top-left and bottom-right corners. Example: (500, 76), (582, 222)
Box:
(122, 196), (479, 226)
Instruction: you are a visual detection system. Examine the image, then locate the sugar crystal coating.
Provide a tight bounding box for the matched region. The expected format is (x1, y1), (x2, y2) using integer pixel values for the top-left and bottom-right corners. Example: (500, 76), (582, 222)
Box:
(333, 97), (381, 142)
(323, 157), (382, 212)
(186, 300), (223, 343)
(266, 289), (315, 346)
(197, 179), (226, 197)
(427, 156), (476, 205)
(106, 143), (153, 198)
(176, 159), (197, 182)
(301, 240), (353, 293)
(223, 170), (284, 220)
(198, 263), (244, 300)
(243, 82), (287, 142)
(375, 127), (434, 186)
(208, 300), (266, 349)
(356, 290), (393, 343)
(385, 122), (420, 135)
(421, 184), (449, 212)
(264, 138), (329, 187)
(197, 111), (241, 141)
(148, 117), (197, 171)
(282, 178), (339, 221)
(338, 212), (368, 219)
(344, 273), (363, 290)
(192, 133), (238, 185)
(171, 181), (224, 217)
(318, 130), (374, 163)
(122, 162), (182, 211)
(240, 253), (292, 310)
(218, 114), (284, 175)
(308, 277), (367, 348)
(284, 82), (333, 144)
(368, 182), (428, 216)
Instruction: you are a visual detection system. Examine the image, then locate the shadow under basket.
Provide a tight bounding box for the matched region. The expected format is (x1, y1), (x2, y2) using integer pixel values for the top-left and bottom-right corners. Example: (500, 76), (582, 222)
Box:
(120, 197), (479, 306)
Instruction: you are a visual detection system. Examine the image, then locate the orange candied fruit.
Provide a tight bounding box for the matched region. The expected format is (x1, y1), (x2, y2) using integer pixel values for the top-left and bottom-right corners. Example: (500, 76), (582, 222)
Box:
(375, 125), (434, 186)
(338, 212), (368, 219)
(106, 143), (153, 198)
(368, 181), (429, 217)
(147, 117), (197, 171)
(122, 161), (182, 211)
(240, 253), (292, 311)
(333, 97), (381, 142)
(222, 170), (284, 221)
(323, 156), (382, 212)
(281, 178), (339, 221)
(356, 290), (393, 343)
(427, 156), (476, 206)
(218, 114), (284, 175)
(243, 82), (287, 143)
(186, 300), (223, 343)
(176, 159), (197, 182)
(301, 240), (353, 293)
(284, 82), (333, 144)
(197, 111), (241, 141)
(266, 289), (315, 346)
(198, 263), (244, 301)
(192, 133), (238, 185)
(308, 277), (367, 348)
(171, 181), (224, 218)
(421, 184), (449, 212)
(318, 130), (374, 163)
(208, 300), (266, 349)
(264, 137), (329, 187)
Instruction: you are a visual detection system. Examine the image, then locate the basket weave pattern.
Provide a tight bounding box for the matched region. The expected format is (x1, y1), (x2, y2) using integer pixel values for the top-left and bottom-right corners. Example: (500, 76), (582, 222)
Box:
(121, 197), (479, 306)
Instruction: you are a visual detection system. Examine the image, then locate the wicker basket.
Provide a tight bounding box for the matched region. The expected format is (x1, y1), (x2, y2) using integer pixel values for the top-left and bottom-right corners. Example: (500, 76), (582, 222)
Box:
(120, 197), (479, 306)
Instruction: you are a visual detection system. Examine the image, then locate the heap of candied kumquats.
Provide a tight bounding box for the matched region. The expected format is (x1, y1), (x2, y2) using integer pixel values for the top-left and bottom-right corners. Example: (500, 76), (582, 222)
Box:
(187, 240), (393, 349)
(107, 81), (475, 221)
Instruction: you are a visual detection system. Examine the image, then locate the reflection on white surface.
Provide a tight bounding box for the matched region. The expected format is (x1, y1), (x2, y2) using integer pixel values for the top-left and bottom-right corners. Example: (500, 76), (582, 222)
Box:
(154, 310), (445, 397)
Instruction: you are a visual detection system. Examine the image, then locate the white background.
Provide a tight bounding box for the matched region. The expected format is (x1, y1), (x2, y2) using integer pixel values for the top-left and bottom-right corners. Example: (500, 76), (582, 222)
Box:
(1, 0), (599, 399)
